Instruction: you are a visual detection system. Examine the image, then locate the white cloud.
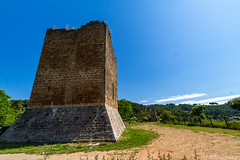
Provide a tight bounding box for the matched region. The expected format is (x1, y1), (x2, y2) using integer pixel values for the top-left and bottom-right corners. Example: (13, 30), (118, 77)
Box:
(155, 93), (207, 103)
(179, 95), (240, 105)
(215, 100), (228, 105)
(139, 100), (148, 103)
(178, 100), (195, 104)
(143, 103), (155, 105)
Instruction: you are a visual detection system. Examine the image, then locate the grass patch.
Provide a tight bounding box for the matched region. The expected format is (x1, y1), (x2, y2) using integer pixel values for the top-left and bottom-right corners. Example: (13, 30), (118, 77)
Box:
(155, 123), (240, 137)
(0, 126), (158, 155)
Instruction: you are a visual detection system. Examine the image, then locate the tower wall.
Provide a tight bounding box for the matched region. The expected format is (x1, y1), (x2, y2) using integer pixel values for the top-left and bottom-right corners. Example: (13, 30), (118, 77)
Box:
(29, 22), (107, 108)
(105, 27), (118, 110)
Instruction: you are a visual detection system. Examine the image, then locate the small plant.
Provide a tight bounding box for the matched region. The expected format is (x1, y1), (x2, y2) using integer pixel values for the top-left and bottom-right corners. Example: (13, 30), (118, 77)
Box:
(129, 150), (137, 160)
(77, 144), (82, 149)
(147, 151), (151, 160)
(62, 144), (70, 148)
(167, 153), (172, 160)
(157, 150), (161, 160)
(194, 150), (199, 160)
(69, 151), (195, 160)
(146, 150), (173, 160)
(95, 154), (99, 160)
(181, 155), (187, 160)
(99, 142), (107, 146)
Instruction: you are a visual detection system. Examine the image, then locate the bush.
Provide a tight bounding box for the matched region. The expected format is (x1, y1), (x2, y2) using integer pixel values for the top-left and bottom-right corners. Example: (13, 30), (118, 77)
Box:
(160, 110), (172, 123)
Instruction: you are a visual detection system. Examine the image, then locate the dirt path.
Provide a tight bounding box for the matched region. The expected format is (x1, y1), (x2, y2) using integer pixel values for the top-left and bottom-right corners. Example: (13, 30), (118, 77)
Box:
(0, 125), (239, 160)
(135, 125), (240, 160)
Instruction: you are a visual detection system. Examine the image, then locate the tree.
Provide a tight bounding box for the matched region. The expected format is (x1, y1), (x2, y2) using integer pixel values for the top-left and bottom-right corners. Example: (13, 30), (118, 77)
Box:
(160, 110), (172, 123)
(0, 90), (15, 127)
(118, 99), (133, 121)
(130, 117), (138, 123)
(190, 105), (206, 119)
(227, 97), (240, 111)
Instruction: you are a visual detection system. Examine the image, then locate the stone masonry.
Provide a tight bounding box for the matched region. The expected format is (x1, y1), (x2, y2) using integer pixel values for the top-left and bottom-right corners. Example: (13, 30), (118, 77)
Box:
(150, 108), (158, 122)
(0, 21), (125, 142)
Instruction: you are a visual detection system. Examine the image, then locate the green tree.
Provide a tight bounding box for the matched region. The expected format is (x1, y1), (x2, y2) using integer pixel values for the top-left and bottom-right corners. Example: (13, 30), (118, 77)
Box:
(0, 90), (16, 127)
(160, 110), (172, 123)
(118, 99), (133, 121)
(190, 105), (206, 119)
(227, 97), (240, 111)
(130, 117), (138, 123)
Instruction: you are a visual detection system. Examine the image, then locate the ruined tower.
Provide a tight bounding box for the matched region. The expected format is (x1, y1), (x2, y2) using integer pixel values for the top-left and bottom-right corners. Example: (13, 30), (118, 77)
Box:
(0, 21), (125, 142)
(150, 108), (158, 122)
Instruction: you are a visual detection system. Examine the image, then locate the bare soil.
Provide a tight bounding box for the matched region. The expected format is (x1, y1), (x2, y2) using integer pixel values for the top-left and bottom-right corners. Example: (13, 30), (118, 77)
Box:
(1, 125), (239, 160)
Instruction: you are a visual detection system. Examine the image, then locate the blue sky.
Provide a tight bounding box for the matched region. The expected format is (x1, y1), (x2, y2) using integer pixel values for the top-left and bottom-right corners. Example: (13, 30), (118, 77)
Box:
(1, 0), (240, 105)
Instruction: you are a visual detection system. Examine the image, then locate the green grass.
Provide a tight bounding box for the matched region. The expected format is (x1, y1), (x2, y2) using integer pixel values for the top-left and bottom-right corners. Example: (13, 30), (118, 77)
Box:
(155, 123), (240, 137)
(172, 120), (240, 130)
(0, 126), (159, 155)
(200, 120), (240, 130)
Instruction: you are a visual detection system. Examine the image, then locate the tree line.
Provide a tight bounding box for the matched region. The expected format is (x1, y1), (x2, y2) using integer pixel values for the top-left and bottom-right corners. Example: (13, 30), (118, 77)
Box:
(118, 98), (240, 130)
(0, 90), (29, 128)
(118, 99), (240, 122)
(1, 88), (240, 130)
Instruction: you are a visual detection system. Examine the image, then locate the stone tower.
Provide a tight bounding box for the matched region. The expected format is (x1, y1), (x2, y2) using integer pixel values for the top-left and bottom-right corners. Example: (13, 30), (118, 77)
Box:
(0, 21), (125, 142)
(150, 108), (158, 122)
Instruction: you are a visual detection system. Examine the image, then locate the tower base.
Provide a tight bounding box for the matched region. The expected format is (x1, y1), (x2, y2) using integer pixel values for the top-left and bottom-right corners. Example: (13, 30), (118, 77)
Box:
(0, 106), (125, 143)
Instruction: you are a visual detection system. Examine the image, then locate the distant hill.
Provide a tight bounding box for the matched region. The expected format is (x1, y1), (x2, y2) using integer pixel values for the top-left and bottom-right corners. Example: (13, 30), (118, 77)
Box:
(130, 101), (240, 120)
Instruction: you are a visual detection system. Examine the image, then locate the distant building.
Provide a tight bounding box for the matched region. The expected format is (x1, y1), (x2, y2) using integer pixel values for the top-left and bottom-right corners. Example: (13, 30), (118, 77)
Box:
(209, 102), (218, 105)
(150, 108), (158, 122)
(228, 116), (240, 121)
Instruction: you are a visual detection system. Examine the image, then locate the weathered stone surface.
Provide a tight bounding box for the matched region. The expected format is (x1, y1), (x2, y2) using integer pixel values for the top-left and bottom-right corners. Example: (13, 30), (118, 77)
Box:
(150, 108), (158, 122)
(29, 21), (117, 109)
(0, 106), (123, 142)
(0, 21), (125, 142)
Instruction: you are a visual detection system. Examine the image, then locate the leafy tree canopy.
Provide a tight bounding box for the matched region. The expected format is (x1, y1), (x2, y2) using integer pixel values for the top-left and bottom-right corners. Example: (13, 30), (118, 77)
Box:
(118, 99), (133, 121)
(160, 110), (172, 123)
(227, 97), (240, 111)
(0, 90), (27, 128)
(0, 90), (15, 127)
(190, 105), (206, 119)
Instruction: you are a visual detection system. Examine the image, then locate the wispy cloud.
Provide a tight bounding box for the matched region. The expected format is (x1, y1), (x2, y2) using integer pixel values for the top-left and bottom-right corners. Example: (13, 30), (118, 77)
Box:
(216, 100), (228, 105)
(139, 100), (148, 103)
(178, 101), (195, 104)
(179, 95), (240, 105)
(155, 93), (207, 103)
(143, 103), (156, 105)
